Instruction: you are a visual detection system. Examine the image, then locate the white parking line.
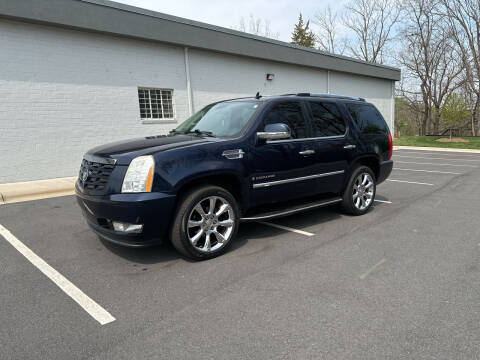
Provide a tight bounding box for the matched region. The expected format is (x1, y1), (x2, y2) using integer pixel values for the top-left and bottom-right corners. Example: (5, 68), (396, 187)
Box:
(394, 168), (461, 175)
(387, 179), (434, 186)
(0, 224), (115, 325)
(257, 221), (315, 236)
(374, 199), (392, 204)
(395, 161), (476, 168)
(394, 155), (480, 162)
(396, 150), (480, 157)
(359, 258), (387, 280)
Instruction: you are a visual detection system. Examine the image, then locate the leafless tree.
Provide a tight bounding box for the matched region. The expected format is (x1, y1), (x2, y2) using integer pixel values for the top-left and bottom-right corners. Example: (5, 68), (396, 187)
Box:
(236, 14), (280, 40)
(313, 6), (346, 54)
(342, 0), (401, 63)
(456, 81), (478, 135)
(440, 0), (480, 135)
(397, 0), (464, 135)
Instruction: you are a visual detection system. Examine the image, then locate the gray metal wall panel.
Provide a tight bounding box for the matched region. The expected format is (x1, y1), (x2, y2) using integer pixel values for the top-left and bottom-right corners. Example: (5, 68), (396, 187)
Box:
(0, 0), (400, 81)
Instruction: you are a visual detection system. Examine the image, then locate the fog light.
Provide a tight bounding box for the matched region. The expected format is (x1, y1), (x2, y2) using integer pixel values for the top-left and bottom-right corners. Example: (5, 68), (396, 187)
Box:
(112, 221), (143, 233)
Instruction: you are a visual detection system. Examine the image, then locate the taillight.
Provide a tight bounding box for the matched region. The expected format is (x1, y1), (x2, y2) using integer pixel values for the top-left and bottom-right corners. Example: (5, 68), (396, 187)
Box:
(388, 133), (393, 160)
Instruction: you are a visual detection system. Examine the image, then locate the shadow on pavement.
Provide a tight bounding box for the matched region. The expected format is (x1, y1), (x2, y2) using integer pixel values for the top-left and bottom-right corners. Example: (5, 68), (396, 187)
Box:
(99, 205), (345, 264)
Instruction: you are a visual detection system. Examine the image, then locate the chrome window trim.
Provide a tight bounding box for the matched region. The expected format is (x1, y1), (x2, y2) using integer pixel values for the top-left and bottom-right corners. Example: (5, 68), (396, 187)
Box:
(266, 134), (346, 144)
(252, 170), (344, 188)
(83, 153), (117, 165)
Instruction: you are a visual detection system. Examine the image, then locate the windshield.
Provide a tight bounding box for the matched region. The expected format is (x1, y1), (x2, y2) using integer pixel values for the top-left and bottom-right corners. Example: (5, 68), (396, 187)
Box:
(173, 101), (261, 137)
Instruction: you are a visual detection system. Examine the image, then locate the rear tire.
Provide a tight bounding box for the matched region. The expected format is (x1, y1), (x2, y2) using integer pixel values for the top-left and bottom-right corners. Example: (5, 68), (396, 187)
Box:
(170, 185), (239, 260)
(341, 166), (376, 216)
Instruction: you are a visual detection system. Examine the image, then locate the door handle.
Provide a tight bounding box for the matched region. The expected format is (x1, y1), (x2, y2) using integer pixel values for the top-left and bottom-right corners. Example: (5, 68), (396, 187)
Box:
(343, 144), (356, 150)
(299, 149), (315, 155)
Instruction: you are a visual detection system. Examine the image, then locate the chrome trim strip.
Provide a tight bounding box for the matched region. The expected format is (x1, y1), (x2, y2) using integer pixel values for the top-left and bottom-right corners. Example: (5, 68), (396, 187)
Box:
(83, 153), (117, 165)
(240, 198), (342, 221)
(253, 170), (344, 188)
(266, 126), (350, 144)
(266, 134), (346, 144)
(222, 149), (245, 159)
(83, 202), (95, 216)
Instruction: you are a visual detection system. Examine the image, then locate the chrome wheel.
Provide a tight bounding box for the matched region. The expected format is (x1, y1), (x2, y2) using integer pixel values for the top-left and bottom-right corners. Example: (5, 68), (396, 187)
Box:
(352, 172), (374, 211)
(186, 196), (235, 253)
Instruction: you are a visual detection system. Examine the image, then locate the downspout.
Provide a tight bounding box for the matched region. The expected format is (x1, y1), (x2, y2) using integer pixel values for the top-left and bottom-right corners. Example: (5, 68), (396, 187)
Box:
(326, 70), (330, 94)
(184, 47), (194, 116)
(391, 81), (395, 135)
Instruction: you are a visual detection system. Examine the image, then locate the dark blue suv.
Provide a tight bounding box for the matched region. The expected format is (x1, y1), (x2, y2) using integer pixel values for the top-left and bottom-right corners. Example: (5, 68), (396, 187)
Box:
(76, 93), (393, 259)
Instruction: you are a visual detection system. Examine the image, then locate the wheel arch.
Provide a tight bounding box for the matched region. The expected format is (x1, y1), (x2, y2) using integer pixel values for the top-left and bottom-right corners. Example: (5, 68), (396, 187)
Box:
(174, 172), (246, 213)
(348, 154), (381, 182)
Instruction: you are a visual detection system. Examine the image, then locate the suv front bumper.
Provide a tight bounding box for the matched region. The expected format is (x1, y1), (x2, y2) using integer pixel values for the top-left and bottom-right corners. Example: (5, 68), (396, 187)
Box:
(377, 160), (393, 184)
(75, 183), (176, 247)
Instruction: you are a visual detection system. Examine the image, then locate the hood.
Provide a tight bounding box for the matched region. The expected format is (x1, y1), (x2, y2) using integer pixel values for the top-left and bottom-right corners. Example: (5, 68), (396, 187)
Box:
(87, 134), (215, 165)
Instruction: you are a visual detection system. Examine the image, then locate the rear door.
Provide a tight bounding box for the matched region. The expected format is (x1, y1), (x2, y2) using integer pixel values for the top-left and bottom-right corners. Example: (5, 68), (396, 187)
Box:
(305, 100), (354, 194)
(249, 101), (322, 206)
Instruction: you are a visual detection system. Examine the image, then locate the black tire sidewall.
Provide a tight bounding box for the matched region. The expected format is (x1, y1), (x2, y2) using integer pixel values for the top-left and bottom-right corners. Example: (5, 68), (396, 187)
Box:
(172, 186), (240, 260)
(342, 166), (376, 216)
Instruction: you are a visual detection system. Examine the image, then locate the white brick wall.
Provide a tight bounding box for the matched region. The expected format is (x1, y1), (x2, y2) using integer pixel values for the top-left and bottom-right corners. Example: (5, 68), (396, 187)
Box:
(0, 19), (394, 183)
(0, 20), (189, 183)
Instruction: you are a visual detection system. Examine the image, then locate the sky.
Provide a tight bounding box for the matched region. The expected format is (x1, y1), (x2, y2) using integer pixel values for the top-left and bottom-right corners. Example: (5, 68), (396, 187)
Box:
(113, 0), (346, 42)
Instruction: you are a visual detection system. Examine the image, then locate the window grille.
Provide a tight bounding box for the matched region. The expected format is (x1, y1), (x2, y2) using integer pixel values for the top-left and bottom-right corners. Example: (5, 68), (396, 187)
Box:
(138, 88), (174, 120)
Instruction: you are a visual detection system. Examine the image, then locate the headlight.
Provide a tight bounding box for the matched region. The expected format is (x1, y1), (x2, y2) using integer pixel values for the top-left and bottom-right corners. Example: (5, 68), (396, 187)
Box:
(121, 155), (155, 193)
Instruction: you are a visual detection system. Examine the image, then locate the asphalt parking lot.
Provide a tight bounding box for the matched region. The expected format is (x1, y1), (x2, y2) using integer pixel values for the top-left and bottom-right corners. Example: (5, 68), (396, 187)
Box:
(1, 148), (480, 360)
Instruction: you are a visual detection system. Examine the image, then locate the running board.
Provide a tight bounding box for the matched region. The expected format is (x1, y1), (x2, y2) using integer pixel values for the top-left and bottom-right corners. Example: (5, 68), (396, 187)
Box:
(240, 197), (342, 222)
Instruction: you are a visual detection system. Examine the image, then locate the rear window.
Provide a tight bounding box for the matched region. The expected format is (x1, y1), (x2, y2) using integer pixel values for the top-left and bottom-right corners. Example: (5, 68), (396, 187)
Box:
(308, 102), (346, 137)
(346, 103), (389, 134)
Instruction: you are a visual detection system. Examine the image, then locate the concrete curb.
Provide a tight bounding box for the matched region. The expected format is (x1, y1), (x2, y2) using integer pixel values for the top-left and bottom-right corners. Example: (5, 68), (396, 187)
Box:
(394, 146), (480, 154)
(0, 177), (76, 205)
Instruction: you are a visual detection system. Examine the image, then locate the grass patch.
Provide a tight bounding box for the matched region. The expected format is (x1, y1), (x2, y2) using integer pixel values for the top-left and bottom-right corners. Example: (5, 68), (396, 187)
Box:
(394, 136), (480, 149)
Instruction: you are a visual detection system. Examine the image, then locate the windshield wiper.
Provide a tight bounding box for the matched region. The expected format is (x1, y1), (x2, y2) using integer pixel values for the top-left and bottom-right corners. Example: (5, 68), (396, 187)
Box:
(185, 129), (216, 137)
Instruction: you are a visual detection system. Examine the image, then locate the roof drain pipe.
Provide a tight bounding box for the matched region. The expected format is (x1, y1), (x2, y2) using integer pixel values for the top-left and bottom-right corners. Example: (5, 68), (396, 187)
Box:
(184, 47), (194, 116)
(327, 70), (330, 94)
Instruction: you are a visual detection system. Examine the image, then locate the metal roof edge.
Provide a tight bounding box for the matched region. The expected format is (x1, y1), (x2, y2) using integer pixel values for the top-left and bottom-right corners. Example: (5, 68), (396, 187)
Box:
(0, 0), (401, 81)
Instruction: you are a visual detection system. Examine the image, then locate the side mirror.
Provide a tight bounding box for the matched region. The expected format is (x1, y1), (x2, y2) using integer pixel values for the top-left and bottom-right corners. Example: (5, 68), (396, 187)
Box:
(257, 123), (291, 140)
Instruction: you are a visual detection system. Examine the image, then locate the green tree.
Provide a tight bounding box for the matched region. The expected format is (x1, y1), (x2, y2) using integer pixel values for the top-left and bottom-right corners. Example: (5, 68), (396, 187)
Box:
(440, 94), (470, 131)
(291, 13), (316, 48)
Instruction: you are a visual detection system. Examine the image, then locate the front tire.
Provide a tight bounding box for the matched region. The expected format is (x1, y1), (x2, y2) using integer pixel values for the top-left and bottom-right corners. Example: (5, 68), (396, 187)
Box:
(342, 166), (376, 215)
(170, 185), (239, 260)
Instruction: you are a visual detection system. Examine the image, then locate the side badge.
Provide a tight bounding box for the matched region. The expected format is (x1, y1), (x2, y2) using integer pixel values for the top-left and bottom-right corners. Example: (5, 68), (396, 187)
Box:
(222, 149), (245, 160)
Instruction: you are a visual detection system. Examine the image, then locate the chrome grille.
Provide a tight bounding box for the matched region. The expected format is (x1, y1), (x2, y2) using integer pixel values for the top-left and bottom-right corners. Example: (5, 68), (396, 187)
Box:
(78, 159), (115, 194)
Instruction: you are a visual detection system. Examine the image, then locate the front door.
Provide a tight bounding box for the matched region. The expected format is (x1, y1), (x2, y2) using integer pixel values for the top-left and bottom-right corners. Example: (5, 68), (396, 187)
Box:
(249, 101), (322, 206)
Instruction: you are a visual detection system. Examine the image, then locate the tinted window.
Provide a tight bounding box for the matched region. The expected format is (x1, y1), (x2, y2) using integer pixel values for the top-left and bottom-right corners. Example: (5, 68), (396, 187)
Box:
(175, 101), (260, 137)
(309, 102), (346, 137)
(263, 102), (308, 139)
(346, 103), (388, 134)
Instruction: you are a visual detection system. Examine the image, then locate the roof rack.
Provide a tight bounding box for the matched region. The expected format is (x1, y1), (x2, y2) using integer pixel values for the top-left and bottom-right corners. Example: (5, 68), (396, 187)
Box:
(281, 93), (366, 102)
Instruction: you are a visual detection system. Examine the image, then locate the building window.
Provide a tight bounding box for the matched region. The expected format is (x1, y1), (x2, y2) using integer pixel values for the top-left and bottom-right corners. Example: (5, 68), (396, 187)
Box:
(138, 88), (174, 120)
